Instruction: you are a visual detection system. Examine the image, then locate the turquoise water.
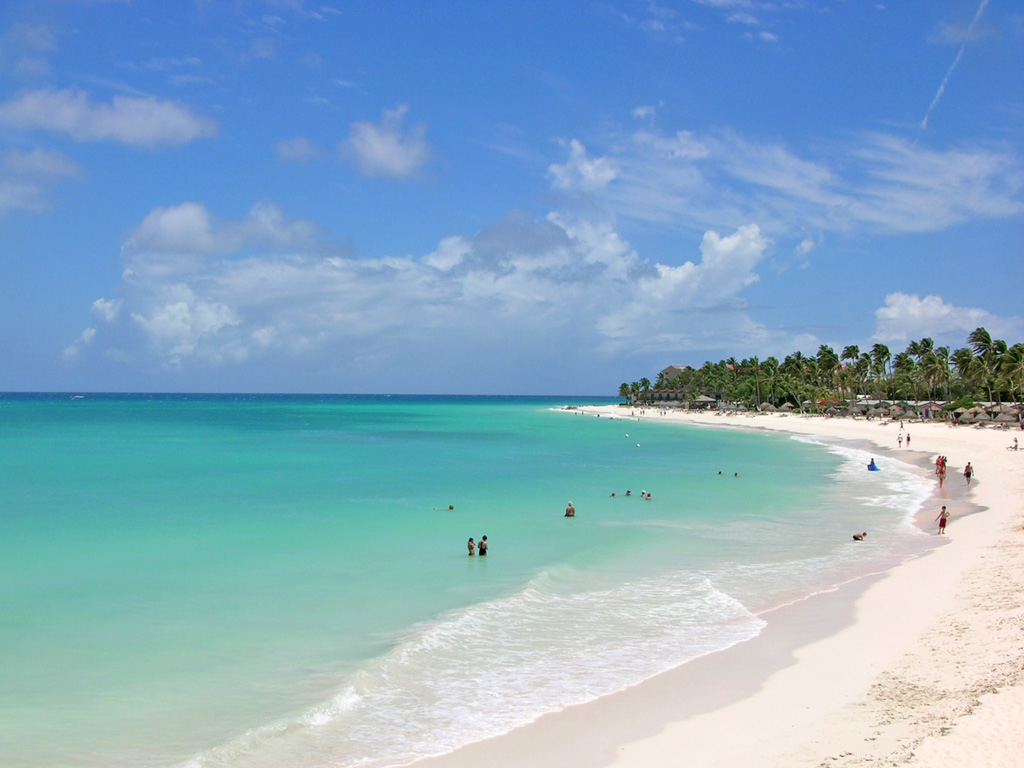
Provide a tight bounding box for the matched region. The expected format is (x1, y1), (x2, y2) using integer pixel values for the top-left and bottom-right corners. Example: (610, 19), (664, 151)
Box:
(0, 395), (935, 767)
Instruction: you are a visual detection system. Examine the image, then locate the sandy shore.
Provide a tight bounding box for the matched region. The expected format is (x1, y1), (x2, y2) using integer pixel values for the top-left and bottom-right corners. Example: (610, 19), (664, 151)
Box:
(413, 408), (1024, 768)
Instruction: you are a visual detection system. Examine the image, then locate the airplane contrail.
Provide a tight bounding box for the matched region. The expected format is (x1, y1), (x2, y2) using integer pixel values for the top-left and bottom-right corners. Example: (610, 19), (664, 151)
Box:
(921, 0), (990, 129)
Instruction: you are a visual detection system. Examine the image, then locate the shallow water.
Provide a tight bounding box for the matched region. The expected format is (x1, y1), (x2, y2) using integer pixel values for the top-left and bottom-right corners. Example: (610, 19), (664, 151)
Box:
(0, 395), (935, 767)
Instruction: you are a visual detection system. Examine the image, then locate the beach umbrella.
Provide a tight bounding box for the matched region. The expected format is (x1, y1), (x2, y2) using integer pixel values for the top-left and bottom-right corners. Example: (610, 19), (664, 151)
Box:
(990, 403), (1016, 414)
(973, 412), (992, 422)
(761, 403), (777, 412)
(779, 403), (794, 411)
(995, 413), (1019, 423)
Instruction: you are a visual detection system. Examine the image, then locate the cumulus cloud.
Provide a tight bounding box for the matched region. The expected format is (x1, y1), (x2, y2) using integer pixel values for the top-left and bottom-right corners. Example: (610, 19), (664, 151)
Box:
(548, 139), (619, 194)
(341, 104), (431, 179)
(872, 292), (1023, 346)
(62, 327), (96, 361)
(131, 293), (240, 363)
(70, 202), (779, 381)
(91, 298), (122, 322)
(124, 201), (323, 255)
(0, 88), (217, 147)
(595, 223), (770, 354)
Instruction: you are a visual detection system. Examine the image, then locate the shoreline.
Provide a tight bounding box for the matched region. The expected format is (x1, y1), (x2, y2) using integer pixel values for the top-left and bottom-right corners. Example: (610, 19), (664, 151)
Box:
(412, 408), (1024, 768)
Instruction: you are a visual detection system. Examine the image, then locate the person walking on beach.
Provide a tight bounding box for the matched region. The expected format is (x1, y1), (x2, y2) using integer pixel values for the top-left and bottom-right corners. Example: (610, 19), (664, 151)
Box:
(964, 462), (974, 486)
(935, 506), (950, 534)
(477, 536), (488, 556)
(565, 501), (575, 517)
(467, 537), (476, 556)
(898, 433), (903, 448)
(906, 433), (910, 447)
(938, 461), (946, 488)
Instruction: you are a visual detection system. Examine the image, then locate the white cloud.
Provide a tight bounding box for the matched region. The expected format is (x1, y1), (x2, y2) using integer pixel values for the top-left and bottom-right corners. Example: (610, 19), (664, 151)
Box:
(62, 327), (97, 361)
(71, 203), (780, 376)
(124, 201), (322, 255)
(341, 104), (431, 179)
(631, 104), (659, 121)
(0, 88), (217, 147)
(3, 147), (83, 178)
(727, 12), (759, 25)
(275, 136), (321, 162)
(872, 292), (1023, 346)
(0, 147), (83, 215)
(548, 139), (619, 194)
(91, 298), (122, 322)
(847, 133), (1024, 231)
(556, 125), (1023, 239)
(131, 294), (240, 363)
(1, 22), (57, 76)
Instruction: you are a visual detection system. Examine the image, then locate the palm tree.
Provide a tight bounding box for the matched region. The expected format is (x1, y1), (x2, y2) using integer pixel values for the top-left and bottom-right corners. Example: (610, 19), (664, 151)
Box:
(952, 348), (985, 399)
(906, 337), (934, 363)
(835, 364), (858, 403)
(870, 343), (891, 399)
(856, 353), (872, 404)
(639, 377), (651, 403)
(891, 352), (918, 400)
(998, 343), (1024, 403)
(967, 327), (1007, 402)
(816, 345), (840, 390)
(761, 357), (780, 405)
(621, 328), (1020, 411)
(920, 350), (947, 401)
(744, 356), (762, 409)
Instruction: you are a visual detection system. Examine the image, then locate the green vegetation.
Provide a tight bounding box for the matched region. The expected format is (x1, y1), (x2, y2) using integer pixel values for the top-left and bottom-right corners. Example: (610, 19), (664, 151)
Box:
(619, 327), (1024, 411)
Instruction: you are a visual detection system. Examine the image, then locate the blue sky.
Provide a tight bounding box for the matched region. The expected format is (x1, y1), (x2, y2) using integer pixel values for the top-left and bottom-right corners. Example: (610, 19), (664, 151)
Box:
(0, 0), (1021, 395)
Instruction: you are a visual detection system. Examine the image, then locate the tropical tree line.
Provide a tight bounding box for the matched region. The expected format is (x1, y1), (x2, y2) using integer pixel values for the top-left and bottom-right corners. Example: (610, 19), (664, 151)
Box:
(618, 327), (1024, 410)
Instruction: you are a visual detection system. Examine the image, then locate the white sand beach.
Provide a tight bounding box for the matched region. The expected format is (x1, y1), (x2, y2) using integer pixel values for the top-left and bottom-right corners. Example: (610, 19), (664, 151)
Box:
(415, 408), (1024, 768)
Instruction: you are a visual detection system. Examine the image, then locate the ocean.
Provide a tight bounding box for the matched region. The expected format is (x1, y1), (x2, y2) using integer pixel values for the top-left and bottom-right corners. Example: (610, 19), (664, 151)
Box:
(0, 394), (936, 768)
